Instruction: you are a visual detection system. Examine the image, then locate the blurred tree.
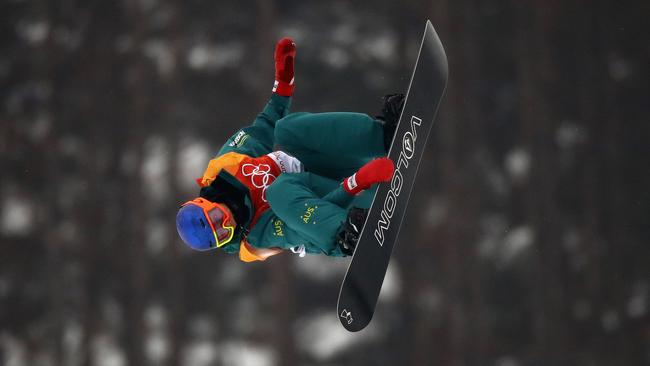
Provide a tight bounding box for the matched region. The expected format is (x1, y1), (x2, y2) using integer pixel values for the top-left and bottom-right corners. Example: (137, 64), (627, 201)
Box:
(1, 1), (648, 365)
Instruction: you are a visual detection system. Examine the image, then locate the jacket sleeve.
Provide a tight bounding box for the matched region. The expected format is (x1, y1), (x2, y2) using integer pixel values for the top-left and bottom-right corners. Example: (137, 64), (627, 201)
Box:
(217, 94), (291, 157)
(245, 211), (348, 257)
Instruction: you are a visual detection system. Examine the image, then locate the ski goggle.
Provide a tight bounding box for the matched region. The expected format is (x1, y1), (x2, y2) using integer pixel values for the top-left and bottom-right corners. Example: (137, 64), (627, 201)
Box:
(177, 198), (235, 250)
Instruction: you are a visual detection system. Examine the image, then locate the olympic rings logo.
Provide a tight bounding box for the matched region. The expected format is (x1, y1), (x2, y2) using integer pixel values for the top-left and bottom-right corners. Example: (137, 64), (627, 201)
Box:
(241, 163), (276, 202)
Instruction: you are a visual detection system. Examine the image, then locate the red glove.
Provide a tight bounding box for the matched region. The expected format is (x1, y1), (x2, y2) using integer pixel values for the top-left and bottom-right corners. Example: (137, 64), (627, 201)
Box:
(343, 157), (395, 195)
(272, 38), (296, 97)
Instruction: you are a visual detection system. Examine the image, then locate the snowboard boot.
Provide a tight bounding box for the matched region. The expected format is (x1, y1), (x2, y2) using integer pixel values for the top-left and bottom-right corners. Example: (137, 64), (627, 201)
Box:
(376, 93), (406, 151)
(336, 207), (369, 256)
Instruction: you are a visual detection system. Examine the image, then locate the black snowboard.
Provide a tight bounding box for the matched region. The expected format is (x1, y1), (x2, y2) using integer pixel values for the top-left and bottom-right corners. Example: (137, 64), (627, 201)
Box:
(337, 20), (449, 332)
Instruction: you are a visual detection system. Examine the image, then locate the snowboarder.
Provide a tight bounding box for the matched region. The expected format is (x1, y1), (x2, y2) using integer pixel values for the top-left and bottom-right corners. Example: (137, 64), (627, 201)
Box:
(175, 37), (405, 262)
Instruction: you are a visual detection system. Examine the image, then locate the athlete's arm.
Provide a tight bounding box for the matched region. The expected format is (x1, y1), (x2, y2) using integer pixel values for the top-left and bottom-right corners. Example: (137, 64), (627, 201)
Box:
(217, 38), (296, 157)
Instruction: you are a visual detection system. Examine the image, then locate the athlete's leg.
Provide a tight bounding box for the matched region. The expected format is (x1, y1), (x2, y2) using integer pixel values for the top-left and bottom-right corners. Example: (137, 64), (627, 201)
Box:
(274, 112), (386, 180)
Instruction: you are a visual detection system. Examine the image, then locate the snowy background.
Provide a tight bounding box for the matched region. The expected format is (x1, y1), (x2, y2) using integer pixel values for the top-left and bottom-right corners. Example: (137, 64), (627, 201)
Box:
(1, 0), (649, 365)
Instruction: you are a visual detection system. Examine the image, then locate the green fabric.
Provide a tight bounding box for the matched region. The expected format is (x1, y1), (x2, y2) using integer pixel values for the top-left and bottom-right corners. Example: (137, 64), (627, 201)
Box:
(274, 112), (386, 180)
(244, 111), (386, 256)
(248, 174), (339, 256)
(218, 93), (292, 157)
(248, 173), (377, 256)
(207, 97), (387, 257)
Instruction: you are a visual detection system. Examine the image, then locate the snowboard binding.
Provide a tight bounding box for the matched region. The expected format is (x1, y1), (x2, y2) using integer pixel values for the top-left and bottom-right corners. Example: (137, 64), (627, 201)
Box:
(377, 93), (406, 151)
(336, 207), (369, 256)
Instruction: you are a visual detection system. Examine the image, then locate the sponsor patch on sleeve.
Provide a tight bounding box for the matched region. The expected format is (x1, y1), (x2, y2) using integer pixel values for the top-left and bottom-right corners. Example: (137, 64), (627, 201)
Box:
(228, 130), (249, 147)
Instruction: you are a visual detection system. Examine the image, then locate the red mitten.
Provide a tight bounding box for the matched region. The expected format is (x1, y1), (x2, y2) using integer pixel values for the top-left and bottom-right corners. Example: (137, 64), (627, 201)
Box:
(272, 38), (296, 97)
(343, 157), (395, 196)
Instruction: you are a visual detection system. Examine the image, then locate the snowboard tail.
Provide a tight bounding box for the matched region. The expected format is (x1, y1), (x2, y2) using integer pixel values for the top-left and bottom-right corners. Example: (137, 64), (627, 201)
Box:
(337, 20), (449, 332)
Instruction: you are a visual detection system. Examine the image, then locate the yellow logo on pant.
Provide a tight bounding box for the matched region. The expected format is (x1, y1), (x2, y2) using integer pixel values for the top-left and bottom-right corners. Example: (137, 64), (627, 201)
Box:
(302, 204), (318, 224)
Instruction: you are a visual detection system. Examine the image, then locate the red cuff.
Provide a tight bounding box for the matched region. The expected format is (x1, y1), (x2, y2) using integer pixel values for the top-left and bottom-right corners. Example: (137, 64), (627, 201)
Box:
(273, 79), (294, 97)
(342, 173), (361, 195)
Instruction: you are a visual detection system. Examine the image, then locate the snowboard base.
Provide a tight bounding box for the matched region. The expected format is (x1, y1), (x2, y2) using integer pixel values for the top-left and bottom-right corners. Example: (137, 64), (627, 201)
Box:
(336, 20), (449, 332)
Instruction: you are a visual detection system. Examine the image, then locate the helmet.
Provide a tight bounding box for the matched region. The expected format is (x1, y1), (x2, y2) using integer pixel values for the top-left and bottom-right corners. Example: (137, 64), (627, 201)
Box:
(176, 198), (236, 251)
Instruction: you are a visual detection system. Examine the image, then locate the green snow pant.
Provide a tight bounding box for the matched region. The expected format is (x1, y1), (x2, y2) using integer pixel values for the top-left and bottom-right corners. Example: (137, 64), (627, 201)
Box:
(275, 112), (386, 180)
(267, 112), (386, 254)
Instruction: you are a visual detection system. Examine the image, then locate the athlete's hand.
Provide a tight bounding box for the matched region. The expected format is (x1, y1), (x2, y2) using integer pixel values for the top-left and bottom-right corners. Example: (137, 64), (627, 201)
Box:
(273, 37), (296, 97)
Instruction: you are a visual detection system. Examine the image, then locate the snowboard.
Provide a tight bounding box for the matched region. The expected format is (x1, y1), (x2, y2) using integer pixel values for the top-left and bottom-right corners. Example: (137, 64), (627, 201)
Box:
(337, 20), (449, 332)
